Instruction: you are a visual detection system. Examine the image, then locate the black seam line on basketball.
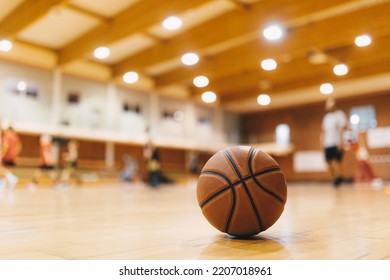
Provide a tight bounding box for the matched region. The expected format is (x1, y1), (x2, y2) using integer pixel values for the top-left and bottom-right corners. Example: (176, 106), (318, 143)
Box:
(243, 147), (264, 232)
(201, 167), (279, 182)
(252, 167), (281, 178)
(201, 170), (232, 185)
(224, 186), (236, 233)
(199, 170), (236, 233)
(200, 167), (281, 208)
(200, 171), (233, 208)
(221, 149), (243, 235)
(223, 149), (264, 233)
(248, 148), (285, 204)
(223, 149), (244, 179)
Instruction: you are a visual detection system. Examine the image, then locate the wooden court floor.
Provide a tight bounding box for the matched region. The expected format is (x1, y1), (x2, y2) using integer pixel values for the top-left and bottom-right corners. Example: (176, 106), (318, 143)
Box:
(0, 180), (390, 260)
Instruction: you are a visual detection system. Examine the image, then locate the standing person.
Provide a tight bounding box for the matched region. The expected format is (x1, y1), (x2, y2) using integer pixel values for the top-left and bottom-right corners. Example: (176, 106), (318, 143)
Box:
(144, 139), (161, 187)
(57, 139), (80, 188)
(29, 134), (57, 189)
(320, 98), (348, 187)
(2, 124), (22, 167)
(0, 121), (20, 189)
(143, 127), (169, 187)
(353, 133), (383, 188)
(120, 154), (138, 183)
(143, 127), (159, 186)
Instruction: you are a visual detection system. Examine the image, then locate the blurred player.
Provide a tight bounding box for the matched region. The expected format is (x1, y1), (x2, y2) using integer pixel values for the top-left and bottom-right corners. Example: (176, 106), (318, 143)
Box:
(320, 98), (348, 187)
(28, 134), (57, 189)
(0, 120), (20, 190)
(56, 139), (80, 188)
(120, 154), (138, 182)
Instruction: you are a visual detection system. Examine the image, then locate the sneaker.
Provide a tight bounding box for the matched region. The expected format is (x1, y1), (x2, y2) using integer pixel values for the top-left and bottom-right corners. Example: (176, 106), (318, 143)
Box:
(5, 172), (18, 189)
(27, 183), (37, 190)
(371, 178), (384, 189)
(333, 177), (343, 187)
(54, 183), (68, 190)
(0, 179), (6, 191)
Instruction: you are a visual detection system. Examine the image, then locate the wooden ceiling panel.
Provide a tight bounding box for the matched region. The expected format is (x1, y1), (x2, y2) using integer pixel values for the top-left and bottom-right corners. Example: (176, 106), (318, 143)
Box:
(0, 0), (24, 22)
(94, 34), (157, 64)
(0, 0), (64, 38)
(1, 0), (390, 112)
(220, 35), (390, 103)
(58, 0), (212, 65)
(17, 7), (100, 50)
(154, 1), (390, 87)
(147, 0), (236, 40)
(69, 0), (140, 18)
(113, 0), (344, 76)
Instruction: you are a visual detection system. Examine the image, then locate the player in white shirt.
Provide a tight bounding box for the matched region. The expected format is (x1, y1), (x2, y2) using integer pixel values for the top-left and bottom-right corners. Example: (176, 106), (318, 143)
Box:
(320, 98), (348, 187)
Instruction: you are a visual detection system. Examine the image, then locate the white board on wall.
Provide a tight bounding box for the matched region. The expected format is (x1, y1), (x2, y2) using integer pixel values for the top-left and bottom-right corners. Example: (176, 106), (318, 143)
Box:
(367, 127), (390, 148)
(293, 150), (327, 172)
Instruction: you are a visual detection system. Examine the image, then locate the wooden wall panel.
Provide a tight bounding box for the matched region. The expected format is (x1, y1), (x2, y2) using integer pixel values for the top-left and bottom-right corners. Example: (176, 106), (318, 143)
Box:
(18, 134), (40, 158)
(77, 140), (105, 161)
(242, 92), (390, 181)
(159, 148), (186, 172)
(114, 143), (145, 178)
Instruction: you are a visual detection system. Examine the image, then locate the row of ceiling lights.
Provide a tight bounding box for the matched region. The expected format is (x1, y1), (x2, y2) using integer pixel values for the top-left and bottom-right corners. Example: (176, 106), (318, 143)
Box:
(317, 34), (372, 97)
(255, 32), (372, 106)
(92, 20), (290, 104)
(0, 15), (374, 106)
(159, 21), (372, 105)
(195, 24), (285, 104)
(0, 15), (215, 104)
(93, 15), (220, 104)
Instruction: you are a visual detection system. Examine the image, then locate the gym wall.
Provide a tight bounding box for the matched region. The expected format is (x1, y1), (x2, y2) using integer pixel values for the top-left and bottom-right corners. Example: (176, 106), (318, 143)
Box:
(242, 92), (390, 181)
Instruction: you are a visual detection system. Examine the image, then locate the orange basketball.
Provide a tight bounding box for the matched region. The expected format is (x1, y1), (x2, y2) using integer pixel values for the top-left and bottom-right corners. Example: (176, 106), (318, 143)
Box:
(197, 146), (287, 237)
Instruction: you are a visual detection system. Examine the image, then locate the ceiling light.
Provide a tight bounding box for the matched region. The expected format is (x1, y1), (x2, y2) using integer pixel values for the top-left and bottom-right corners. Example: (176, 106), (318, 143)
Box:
(0, 39), (13, 52)
(355, 34), (371, 47)
(320, 83), (334, 95)
(181, 52), (199, 66)
(162, 16), (182, 30)
(17, 81), (27, 91)
(261, 58), (277, 71)
(123, 71), (139, 84)
(193, 76), (209, 88)
(257, 94), (271, 106)
(94, 46), (110, 59)
(333, 64), (349, 76)
(350, 114), (360, 125)
(263, 24), (284, 41)
(202, 91), (217, 103)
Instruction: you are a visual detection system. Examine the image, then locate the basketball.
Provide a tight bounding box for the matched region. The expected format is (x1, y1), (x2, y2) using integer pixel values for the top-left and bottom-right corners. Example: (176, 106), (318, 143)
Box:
(197, 146), (287, 237)
(2, 0), (389, 264)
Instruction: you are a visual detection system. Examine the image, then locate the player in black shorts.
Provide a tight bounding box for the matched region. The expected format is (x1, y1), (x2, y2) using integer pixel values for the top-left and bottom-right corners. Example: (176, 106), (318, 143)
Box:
(320, 98), (347, 187)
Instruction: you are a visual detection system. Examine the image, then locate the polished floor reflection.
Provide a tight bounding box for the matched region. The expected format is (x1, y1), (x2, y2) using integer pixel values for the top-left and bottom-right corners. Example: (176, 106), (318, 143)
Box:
(0, 181), (389, 260)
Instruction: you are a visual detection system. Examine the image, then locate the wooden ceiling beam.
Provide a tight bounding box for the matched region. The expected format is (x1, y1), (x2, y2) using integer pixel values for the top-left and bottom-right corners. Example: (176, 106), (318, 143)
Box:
(214, 34), (390, 97)
(66, 3), (108, 23)
(221, 61), (390, 104)
(58, 0), (211, 65)
(154, 2), (390, 87)
(190, 56), (324, 97)
(0, 0), (64, 38)
(113, 0), (343, 76)
(219, 37), (390, 103)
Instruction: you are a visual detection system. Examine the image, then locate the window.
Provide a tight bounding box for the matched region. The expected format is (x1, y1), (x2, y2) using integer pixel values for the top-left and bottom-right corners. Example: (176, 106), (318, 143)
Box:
(349, 105), (377, 131)
(123, 103), (141, 114)
(276, 124), (290, 145)
(5, 78), (39, 98)
(67, 92), (80, 104)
